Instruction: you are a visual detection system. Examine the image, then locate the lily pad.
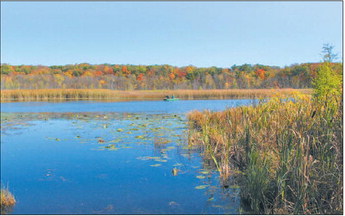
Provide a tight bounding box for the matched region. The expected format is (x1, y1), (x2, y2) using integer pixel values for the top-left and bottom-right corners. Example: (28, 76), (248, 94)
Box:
(199, 171), (210, 174)
(109, 139), (121, 143)
(154, 158), (167, 162)
(212, 205), (224, 209)
(117, 128), (123, 132)
(147, 156), (161, 160)
(150, 164), (162, 167)
(195, 185), (210, 190)
(196, 175), (206, 179)
(104, 144), (118, 150)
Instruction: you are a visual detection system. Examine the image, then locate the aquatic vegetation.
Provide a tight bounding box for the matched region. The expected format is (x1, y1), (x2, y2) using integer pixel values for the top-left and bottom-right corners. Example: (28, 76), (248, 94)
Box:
(212, 205), (224, 209)
(195, 185), (210, 190)
(199, 171), (210, 175)
(104, 144), (118, 150)
(154, 158), (167, 163)
(98, 139), (105, 143)
(172, 168), (179, 176)
(154, 137), (171, 145)
(109, 138), (121, 143)
(188, 92), (343, 214)
(0, 188), (16, 214)
(2, 110), (239, 213)
(136, 156), (165, 162)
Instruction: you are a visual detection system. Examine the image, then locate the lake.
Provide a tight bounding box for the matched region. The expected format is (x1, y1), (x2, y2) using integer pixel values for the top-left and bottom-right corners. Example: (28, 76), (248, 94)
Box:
(1, 99), (254, 214)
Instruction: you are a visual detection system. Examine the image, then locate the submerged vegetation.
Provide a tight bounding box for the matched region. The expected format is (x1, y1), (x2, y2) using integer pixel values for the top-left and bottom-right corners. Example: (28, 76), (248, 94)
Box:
(0, 188), (16, 214)
(188, 58), (343, 214)
(0, 88), (311, 102)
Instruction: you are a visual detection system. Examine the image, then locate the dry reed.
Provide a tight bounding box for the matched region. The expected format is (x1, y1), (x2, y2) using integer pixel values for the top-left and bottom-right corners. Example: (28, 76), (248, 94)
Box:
(0, 88), (312, 102)
(188, 92), (342, 214)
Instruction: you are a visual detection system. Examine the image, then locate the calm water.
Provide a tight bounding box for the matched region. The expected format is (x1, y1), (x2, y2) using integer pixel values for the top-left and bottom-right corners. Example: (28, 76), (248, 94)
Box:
(0, 99), (254, 113)
(1, 99), (253, 214)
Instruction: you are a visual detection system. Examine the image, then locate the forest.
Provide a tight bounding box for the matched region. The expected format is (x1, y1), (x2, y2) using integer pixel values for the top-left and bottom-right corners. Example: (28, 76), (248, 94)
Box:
(1, 62), (342, 90)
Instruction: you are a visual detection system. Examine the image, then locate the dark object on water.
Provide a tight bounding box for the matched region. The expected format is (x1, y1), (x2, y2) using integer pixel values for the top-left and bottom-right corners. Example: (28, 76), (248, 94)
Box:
(164, 95), (180, 101)
(164, 98), (180, 101)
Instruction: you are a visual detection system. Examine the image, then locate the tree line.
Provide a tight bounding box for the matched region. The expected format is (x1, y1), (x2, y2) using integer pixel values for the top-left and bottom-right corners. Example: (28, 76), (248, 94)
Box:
(1, 62), (342, 90)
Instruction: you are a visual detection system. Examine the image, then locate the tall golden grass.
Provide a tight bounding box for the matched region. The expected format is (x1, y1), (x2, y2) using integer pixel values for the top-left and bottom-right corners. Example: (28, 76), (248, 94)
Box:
(188, 92), (342, 214)
(0, 88), (312, 102)
(0, 188), (16, 214)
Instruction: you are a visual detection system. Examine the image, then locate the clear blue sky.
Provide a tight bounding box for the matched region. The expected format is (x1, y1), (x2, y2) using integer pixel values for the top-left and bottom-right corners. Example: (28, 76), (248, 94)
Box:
(1, 1), (342, 67)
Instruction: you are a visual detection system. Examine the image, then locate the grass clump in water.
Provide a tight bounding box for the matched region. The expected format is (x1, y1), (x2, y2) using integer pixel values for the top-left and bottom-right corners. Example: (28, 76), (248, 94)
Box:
(0, 188), (16, 214)
(188, 91), (342, 214)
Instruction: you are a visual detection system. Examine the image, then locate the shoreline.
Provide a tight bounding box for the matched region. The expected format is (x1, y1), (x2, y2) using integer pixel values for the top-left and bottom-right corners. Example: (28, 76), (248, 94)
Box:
(1, 88), (312, 102)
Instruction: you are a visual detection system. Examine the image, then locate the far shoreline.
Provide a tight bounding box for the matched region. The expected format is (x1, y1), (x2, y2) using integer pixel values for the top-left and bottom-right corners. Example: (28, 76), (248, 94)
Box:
(1, 88), (312, 102)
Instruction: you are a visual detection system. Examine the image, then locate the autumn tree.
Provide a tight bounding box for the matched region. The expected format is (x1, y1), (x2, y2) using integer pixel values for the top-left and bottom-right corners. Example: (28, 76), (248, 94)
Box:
(255, 69), (266, 80)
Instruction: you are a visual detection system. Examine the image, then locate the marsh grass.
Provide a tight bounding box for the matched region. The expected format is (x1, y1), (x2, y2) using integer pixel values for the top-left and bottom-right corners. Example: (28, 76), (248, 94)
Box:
(0, 188), (16, 214)
(0, 88), (312, 102)
(188, 91), (342, 214)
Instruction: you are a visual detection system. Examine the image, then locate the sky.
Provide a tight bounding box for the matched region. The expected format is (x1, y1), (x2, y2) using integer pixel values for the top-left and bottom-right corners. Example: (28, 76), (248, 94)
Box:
(1, 1), (342, 68)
